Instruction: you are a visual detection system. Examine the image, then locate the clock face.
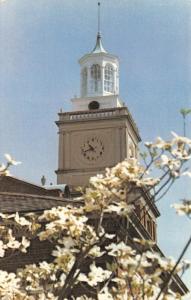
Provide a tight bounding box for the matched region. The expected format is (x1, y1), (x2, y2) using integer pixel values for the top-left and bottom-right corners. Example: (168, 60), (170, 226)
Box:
(81, 136), (105, 162)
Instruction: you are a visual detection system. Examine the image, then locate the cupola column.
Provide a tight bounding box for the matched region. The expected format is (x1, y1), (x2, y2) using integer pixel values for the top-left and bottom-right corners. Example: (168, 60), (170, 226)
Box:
(114, 68), (117, 94)
(101, 64), (105, 95)
(87, 65), (91, 96)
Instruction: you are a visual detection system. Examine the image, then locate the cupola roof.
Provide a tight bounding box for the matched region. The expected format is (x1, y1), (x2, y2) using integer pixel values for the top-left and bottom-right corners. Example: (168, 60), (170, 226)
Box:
(91, 32), (107, 54)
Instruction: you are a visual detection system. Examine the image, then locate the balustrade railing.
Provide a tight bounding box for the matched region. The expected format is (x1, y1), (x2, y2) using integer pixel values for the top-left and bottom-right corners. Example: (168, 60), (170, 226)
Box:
(58, 107), (127, 121)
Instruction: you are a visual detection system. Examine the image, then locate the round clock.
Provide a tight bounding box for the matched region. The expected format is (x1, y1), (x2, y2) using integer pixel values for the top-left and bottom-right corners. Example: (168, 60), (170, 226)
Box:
(81, 136), (105, 162)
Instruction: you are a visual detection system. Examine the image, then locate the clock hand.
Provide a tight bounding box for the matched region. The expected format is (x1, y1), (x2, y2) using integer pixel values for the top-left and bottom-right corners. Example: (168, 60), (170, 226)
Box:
(82, 147), (94, 153)
(88, 143), (95, 151)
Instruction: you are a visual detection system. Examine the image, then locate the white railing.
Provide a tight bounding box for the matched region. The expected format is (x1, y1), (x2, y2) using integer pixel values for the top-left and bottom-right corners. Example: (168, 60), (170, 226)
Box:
(69, 110), (115, 120)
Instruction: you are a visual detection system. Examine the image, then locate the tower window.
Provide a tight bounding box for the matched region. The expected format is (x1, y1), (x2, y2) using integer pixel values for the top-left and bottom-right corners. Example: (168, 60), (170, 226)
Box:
(129, 142), (135, 158)
(90, 64), (101, 93)
(81, 67), (87, 96)
(147, 219), (152, 237)
(88, 101), (100, 110)
(104, 64), (114, 93)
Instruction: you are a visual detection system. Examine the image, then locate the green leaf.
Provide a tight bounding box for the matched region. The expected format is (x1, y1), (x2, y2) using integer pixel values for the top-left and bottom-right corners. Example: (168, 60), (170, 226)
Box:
(180, 108), (191, 118)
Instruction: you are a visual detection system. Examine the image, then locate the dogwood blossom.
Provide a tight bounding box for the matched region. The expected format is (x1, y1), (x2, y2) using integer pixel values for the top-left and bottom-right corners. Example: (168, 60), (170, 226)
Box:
(172, 200), (191, 216)
(4, 153), (21, 166)
(78, 263), (112, 287)
(0, 134), (190, 300)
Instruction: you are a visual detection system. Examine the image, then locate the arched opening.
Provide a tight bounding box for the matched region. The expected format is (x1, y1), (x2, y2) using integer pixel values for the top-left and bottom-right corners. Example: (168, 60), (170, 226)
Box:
(90, 64), (101, 93)
(104, 63), (114, 93)
(88, 101), (100, 110)
(81, 67), (87, 96)
(129, 143), (135, 158)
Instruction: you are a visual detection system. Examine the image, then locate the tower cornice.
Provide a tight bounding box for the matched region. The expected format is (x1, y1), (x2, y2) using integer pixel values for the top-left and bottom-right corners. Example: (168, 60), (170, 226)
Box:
(79, 51), (119, 65)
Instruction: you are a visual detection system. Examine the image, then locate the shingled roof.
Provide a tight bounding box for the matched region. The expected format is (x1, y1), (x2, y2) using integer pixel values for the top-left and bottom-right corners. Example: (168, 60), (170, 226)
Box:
(0, 175), (70, 197)
(0, 192), (77, 213)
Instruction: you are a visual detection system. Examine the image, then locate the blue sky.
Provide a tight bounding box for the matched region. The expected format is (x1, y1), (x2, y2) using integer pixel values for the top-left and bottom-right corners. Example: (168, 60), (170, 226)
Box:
(0, 0), (191, 290)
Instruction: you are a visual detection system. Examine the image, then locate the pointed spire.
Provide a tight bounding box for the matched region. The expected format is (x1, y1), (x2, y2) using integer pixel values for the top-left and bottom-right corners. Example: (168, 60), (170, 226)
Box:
(98, 1), (101, 33)
(91, 2), (107, 54)
(92, 32), (107, 53)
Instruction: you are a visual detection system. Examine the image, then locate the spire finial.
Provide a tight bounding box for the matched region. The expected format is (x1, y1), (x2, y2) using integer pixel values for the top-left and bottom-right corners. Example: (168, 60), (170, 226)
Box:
(98, 2), (101, 35)
(91, 1), (107, 53)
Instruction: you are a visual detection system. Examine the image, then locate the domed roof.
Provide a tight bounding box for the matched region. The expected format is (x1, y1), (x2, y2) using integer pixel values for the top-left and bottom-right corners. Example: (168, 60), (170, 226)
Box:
(91, 32), (107, 54)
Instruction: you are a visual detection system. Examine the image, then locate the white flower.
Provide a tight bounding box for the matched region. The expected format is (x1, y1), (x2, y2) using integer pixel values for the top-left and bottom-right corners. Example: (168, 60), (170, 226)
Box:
(4, 153), (21, 166)
(158, 257), (176, 271)
(104, 233), (115, 239)
(137, 177), (160, 187)
(0, 163), (10, 176)
(160, 154), (169, 165)
(172, 201), (191, 216)
(98, 287), (113, 300)
(0, 271), (20, 296)
(52, 245), (72, 257)
(6, 238), (20, 249)
(105, 202), (133, 216)
(145, 250), (162, 261)
(0, 163), (6, 172)
(171, 131), (191, 146)
(106, 242), (135, 257)
(88, 245), (105, 258)
(0, 241), (5, 257)
(78, 263), (112, 287)
(133, 238), (155, 247)
(182, 171), (191, 177)
(58, 236), (76, 249)
(59, 273), (66, 285)
(15, 212), (31, 226)
(20, 237), (30, 253)
(151, 137), (172, 150)
(145, 141), (152, 148)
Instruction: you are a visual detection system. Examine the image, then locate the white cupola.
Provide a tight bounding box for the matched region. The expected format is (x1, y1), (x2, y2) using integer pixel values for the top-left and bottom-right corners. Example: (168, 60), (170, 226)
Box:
(79, 33), (119, 99)
(71, 3), (122, 111)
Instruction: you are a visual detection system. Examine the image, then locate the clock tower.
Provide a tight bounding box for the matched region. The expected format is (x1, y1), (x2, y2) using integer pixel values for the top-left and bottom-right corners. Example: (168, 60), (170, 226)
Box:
(56, 30), (141, 187)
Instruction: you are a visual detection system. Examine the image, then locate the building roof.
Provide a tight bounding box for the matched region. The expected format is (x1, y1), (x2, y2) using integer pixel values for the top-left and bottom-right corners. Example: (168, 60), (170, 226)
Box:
(0, 192), (82, 213)
(91, 32), (107, 54)
(0, 175), (70, 198)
